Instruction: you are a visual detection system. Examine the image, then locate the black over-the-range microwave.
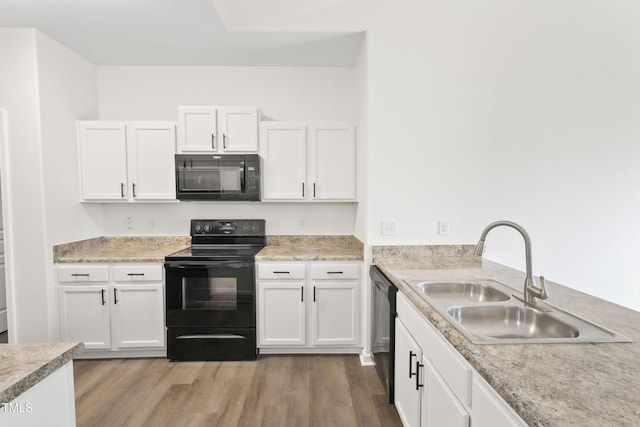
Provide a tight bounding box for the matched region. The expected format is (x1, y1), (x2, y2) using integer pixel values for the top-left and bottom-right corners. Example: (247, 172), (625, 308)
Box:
(175, 154), (260, 201)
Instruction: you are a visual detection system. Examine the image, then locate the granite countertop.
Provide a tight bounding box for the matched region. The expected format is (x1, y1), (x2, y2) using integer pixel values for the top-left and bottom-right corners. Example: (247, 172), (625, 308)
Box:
(0, 342), (84, 403)
(256, 235), (364, 261)
(53, 236), (191, 263)
(54, 235), (364, 263)
(375, 256), (640, 427)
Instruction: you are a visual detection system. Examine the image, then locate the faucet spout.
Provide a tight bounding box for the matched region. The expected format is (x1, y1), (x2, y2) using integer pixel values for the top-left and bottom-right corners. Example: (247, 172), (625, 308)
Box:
(474, 221), (548, 305)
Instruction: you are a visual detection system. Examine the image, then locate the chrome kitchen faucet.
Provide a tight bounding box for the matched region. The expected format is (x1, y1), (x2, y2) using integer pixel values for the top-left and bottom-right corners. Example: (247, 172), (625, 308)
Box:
(473, 221), (548, 305)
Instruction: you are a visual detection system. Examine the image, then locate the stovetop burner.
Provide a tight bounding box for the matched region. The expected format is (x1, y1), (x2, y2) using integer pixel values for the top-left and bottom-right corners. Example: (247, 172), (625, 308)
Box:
(165, 219), (266, 263)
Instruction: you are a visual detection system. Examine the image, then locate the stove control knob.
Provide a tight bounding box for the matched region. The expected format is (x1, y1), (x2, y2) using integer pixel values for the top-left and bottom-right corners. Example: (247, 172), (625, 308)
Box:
(243, 223), (252, 232)
(203, 224), (212, 233)
(194, 223), (203, 233)
(251, 224), (259, 232)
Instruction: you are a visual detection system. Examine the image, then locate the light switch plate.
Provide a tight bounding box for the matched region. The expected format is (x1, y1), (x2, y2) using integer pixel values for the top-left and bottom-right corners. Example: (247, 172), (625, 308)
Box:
(381, 220), (398, 236)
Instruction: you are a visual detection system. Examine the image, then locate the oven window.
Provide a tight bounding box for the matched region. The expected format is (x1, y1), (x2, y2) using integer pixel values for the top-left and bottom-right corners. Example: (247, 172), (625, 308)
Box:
(182, 277), (238, 310)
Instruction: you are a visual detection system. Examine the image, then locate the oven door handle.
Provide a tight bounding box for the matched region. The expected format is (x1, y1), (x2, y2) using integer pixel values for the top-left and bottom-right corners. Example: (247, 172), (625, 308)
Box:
(166, 261), (253, 268)
(175, 334), (247, 340)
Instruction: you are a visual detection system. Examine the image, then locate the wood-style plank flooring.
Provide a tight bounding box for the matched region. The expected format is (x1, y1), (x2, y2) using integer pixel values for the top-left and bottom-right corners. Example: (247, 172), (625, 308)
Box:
(74, 355), (402, 427)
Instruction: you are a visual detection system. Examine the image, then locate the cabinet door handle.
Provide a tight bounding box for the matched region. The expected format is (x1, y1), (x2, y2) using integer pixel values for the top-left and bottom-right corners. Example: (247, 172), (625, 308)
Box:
(120, 183), (125, 198)
(302, 182), (305, 197)
(113, 288), (118, 304)
(223, 133), (227, 149)
(313, 286), (316, 302)
(416, 361), (424, 391)
(211, 134), (216, 149)
(101, 289), (106, 306)
(301, 287), (304, 303)
(132, 183), (137, 198)
(71, 273), (90, 277)
(409, 351), (417, 378)
(313, 182), (316, 198)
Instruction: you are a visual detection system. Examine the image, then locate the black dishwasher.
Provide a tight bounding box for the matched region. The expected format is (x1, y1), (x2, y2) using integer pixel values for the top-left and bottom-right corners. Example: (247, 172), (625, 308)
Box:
(370, 265), (398, 404)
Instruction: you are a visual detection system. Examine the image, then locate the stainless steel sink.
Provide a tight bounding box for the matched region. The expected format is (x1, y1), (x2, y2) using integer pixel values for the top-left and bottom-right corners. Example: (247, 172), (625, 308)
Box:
(413, 281), (510, 303)
(404, 278), (632, 344)
(447, 305), (579, 340)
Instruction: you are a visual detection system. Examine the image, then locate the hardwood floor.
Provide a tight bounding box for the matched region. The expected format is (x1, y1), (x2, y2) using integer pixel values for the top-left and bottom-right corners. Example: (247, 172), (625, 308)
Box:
(74, 355), (402, 427)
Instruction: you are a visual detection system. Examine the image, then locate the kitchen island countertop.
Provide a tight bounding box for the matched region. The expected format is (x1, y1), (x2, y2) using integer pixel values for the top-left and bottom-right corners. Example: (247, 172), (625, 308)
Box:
(0, 342), (84, 403)
(375, 256), (640, 427)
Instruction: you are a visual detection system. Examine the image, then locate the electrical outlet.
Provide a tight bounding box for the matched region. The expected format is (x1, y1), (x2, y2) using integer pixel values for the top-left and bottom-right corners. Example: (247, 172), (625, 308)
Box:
(124, 216), (134, 230)
(298, 217), (307, 229)
(438, 220), (450, 236)
(381, 220), (398, 236)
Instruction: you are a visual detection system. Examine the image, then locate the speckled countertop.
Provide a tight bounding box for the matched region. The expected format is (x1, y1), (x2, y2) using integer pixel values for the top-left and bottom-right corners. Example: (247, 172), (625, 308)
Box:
(256, 235), (364, 261)
(375, 254), (640, 427)
(53, 236), (191, 263)
(54, 235), (363, 263)
(0, 342), (84, 403)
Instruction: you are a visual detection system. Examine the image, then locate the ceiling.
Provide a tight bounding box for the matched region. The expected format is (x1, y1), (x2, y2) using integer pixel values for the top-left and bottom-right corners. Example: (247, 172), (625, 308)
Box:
(0, 0), (367, 66)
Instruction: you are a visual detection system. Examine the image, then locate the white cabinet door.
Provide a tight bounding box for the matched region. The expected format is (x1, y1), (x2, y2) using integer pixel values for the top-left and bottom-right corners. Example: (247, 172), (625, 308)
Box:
(260, 122), (307, 200)
(126, 122), (176, 200)
(111, 284), (165, 348)
(58, 285), (111, 349)
(423, 357), (470, 427)
(219, 107), (258, 152)
(309, 123), (356, 200)
(258, 282), (306, 346)
(311, 282), (359, 346)
(177, 106), (218, 152)
(395, 320), (422, 427)
(78, 122), (128, 200)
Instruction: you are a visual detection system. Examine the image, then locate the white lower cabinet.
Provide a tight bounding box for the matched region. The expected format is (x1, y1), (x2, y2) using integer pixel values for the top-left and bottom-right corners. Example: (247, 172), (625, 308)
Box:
(57, 263), (165, 358)
(395, 292), (526, 427)
(257, 261), (360, 353)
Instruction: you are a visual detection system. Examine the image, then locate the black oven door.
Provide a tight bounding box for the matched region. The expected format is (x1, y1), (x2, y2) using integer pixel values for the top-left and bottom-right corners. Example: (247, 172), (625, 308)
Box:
(165, 260), (256, 328)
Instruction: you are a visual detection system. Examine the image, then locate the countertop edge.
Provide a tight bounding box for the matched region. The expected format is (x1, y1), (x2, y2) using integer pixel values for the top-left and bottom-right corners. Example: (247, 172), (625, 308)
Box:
(0, 342), (84, 403)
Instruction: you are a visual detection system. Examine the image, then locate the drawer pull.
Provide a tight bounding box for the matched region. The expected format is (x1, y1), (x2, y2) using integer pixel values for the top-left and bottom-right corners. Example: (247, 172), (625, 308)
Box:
(71, 273), (90, 277)
(127, 273), (145, 276)
(273, 271), (290, 274)
(327, 271), (344, 274)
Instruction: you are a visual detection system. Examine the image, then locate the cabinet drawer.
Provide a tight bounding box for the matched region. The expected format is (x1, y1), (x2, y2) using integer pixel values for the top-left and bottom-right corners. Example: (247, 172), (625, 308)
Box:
(397, 292), (472, 407)
(258, 264), (306, 280)
(113, 265), (163, 282)
(310, 264), (359, 280)
(57, 265), (109, 283)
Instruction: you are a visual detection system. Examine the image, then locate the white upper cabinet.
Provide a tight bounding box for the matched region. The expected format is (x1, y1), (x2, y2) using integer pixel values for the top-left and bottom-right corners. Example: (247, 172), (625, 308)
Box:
(78, 121), (176, 202)
(126, 122), (176, 200)
(78, 122), (128, 200)
(177, 106), (258, 153)
(260, 121), (357, 202)
(309, 123), (356, 200)
(260, 122), (307, 200)
(218, 107), (259, 152)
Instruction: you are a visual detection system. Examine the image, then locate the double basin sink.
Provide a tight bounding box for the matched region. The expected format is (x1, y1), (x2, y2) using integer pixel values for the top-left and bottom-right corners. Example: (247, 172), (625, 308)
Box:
(405, 279), (632, 344)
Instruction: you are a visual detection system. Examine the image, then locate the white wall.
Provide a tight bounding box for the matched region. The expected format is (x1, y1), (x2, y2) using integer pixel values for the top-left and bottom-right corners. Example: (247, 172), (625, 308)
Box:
(365, 0), (640, 310)
(35, 31), (102, 339)
(97, 66), (360, 236)
(0, 28), (50, 342)
(0, 29), (101, 342)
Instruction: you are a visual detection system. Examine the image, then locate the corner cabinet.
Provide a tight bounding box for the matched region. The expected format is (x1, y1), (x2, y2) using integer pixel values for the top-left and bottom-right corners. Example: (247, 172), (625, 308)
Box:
(256, 261), (361, 353)
(57, 263), (166, 358)
(77, 121), (176, 202)
(395, 292), (527, 427)
(177, 106), (259, 153)
(260, 122), (356, 201)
